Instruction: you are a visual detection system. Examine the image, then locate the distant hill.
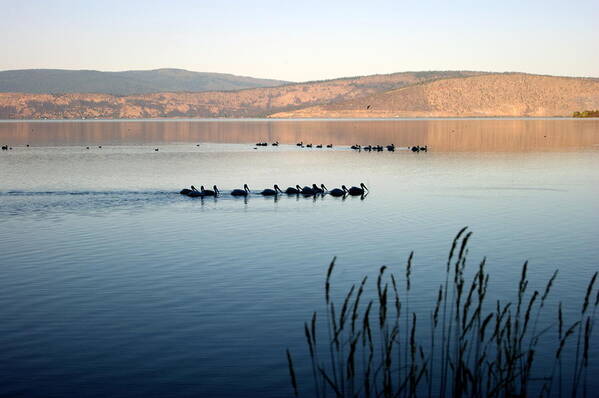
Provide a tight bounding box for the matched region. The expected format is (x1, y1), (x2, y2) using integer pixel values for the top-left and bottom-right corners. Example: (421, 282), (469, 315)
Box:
(0, 68), (290, 94)
(270, 73), (599, 118)
(0, 71), (482, 119)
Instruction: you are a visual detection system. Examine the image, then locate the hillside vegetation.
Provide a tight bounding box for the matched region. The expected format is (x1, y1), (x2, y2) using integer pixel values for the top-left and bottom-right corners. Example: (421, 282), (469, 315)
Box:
(270, 73), (599, 118)
(0, 68), (290, 95)
(0, 71), (479, 119)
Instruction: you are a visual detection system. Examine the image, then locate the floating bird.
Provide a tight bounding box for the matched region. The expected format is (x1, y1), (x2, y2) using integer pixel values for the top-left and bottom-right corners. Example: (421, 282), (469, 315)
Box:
(154, 148), (159, 151)
(386, 144), (395, 152)
(347, 183), (368, 196)
(300, 185), (316, 196)
(231, 184), (250, 196)
(296, 141), (303, 146)
(312, 184), (326, 194)
(285, 186), (301, 194)
(272, 141), (279, 146)
(316, 144), (323, 148)
(260, 185), (283, 196)
(328, 186), (347, 197)
(201, 185), (219, 196)
(326, 144), (333, 148)
(306, 144), (313, 148)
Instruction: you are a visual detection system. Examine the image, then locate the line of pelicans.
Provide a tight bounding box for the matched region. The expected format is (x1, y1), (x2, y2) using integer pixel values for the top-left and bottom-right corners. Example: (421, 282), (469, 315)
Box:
(349, 144), (428, 152)
(180, 183), (368, 198)
(296, 142), (333, 148)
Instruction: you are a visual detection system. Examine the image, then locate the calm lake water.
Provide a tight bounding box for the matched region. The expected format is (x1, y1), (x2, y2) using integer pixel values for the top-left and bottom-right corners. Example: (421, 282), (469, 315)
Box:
(1, 119), (598, 397)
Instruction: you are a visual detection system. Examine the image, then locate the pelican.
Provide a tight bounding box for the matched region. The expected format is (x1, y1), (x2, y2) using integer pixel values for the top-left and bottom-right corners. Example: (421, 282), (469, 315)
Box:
(260, 185), (283, 196)
(285, 186), (301, 194)
(300, 185), (316, 196)
(201, 185), (219, 196)
(347, 183), (368, 196)
(180, 185), (198, 195)
(231, 184), (250, 196)
(328, 186), (347, 197)
(312, 184), (326, 194)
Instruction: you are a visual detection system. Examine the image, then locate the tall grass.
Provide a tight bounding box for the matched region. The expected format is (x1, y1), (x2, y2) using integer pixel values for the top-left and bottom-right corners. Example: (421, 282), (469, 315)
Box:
(287, 228), (598, 398)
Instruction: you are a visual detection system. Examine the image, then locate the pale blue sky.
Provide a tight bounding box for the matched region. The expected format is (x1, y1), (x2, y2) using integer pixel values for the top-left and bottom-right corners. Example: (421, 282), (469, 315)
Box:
(1, 0), (598, 81)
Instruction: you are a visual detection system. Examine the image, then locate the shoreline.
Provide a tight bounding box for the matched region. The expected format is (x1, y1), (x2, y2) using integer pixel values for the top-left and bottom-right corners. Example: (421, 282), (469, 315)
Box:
(2, 116), (598, 123)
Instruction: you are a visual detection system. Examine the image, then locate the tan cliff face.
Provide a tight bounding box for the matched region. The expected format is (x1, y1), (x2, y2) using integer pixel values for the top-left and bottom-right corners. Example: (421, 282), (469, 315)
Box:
(270, 74), (599, 118)
(0, 71), (480, 119)
(2, 72), (598, 119)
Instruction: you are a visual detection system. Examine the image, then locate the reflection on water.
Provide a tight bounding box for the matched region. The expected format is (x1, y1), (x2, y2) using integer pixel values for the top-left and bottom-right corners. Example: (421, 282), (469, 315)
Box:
(1, 118), (599, 151)
(1, 120), (598, 398)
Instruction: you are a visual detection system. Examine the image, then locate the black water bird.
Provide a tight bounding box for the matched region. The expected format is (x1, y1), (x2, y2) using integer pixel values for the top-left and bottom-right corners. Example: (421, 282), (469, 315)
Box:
(154, 148), (159, 151)
(386, 144), (395, 151)
(285, 186), (301, 194)
(328, 186), (347, 197)
(326, 144), (333, 148)
(306, 144), (313, 148)
(300, 185), (316, 196)
(272, 142), (279, 146)
(201, 185), (219, 196)
(260, 185), (283, 196)
(347, 183), (368, 196)
(312, 184), (326, 194)
(231, 184), (250, 196)
(296, 141), (303, 146)
(316, 144), (322, 148)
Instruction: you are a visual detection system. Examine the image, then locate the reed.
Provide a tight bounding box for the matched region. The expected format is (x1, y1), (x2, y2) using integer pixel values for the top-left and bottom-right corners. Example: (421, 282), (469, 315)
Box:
(286, 228), (598, 398)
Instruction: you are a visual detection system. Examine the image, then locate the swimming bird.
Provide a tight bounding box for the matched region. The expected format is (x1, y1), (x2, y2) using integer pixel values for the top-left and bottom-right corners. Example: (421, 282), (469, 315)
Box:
(326, 144), (333, 148)
(386, 144), (395, 152)
(285, 186), (301, 194)
(312, 184), (326, 194)
(180, 185), (198, 195)
(316, 144), (322, 148)
(231, 184), (250, 196)
(328, 186), (347, 197)
(347, 183), (368, 196)
(300, 185), (316, 196)
(201, 185), (219, 196)
(260, 185), (283, 196)
(306, 144), (313, 148)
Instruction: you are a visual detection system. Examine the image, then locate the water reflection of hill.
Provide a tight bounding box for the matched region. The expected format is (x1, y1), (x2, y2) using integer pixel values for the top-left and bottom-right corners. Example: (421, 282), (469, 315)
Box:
(1, 119), (598, 152)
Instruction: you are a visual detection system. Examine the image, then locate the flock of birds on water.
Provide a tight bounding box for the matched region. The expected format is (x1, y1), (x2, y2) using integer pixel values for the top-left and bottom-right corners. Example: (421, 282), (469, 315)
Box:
(180, 183), (369, 198)
(3, 142), (429, 153)
(253, 141), (428, 152)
